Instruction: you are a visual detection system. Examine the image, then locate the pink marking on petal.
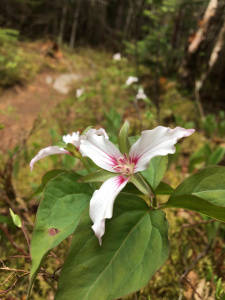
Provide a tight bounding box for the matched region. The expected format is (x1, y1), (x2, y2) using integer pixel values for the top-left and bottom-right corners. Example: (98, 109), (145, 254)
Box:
(114, 175), (128, 191)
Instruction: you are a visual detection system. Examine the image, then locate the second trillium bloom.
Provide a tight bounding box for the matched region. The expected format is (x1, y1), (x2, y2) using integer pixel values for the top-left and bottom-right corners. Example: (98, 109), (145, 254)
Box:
(136, 87), (147, 100)
(80, 126), (195, 245)
(30, 129), (108, 171)
(125, 76), (138, 86)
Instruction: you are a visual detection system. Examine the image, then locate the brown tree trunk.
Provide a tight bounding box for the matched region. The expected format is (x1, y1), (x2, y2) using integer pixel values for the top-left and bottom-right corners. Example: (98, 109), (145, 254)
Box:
(58, 0), (69, 45)
(69, 0), (82, 48)
(181, 0), (225, 102)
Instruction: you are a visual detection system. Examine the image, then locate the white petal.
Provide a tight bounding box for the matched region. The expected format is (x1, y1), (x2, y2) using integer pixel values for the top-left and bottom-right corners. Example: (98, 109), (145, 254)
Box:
(79, 134), (122, 172)
(125, 76), (139, 85)
(30, 146), (68, 171)
(113, 53), (121, 60)
(136, 88), (147, 100)
(90, 175), (129, 245)
(87, 128), (109, 139)
(63, 131), (80, 147)
(76, 88), (84, 98)
(129, 126), (195, 173)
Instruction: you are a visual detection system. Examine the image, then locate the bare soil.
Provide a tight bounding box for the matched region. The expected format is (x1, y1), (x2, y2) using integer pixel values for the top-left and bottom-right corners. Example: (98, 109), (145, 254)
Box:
(0, 72), (67, 154)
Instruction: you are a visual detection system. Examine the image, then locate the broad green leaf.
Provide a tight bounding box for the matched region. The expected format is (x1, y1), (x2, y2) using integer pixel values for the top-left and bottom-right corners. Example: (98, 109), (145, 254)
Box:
(118, 120), (130, 155)
(29, 169), (65, 199)
(9, 209), (22, 228)
(121, 182), (141, 195)
(164, 166), (225, 222)
(155, 181), (174, 195)
(55, 195), (169, 300)
(42, 169), (66, 185)
(141, 156), (168, 189)
(27, 171), (93, 299)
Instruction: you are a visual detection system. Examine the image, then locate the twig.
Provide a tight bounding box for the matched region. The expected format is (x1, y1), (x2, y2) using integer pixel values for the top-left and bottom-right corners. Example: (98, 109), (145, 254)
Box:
(0, 223), (28, 256)
(0, 267), (29, 273)
(9, 255), (30, 259)
(179, 245), (210, 300)
(0, 271), (15, 286)
(52, 265), (63, 277)
(182, 276), (204, 300)
(178, 219), (216, 266)
(181, 245), (210, 279)
(40, 268), (58, 281)
(0, 272), (28, 295)
(21, 220), (30, 249)
(0, 258), (7, 268)
(50, 251), (63, 264)
(180, 219), (216, 229)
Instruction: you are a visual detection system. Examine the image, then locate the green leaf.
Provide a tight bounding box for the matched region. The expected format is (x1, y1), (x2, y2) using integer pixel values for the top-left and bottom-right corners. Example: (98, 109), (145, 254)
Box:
(130, 173), (154, 197)
(81, 169), (117, 183)
(55, 195), (169, 300)
(215, 278), (224, 299)
(118, 120), (131, 155)
(209, 147), (225, 165)
(9, 209), (22, 228)
(27, 171), (93, 299)
(29, 169), (66, 199)
(155, 181), (174, 195)
(164, 166), (225, 222)
(42, 169), (66, 185)
(121, 182), (141, 195)
(141, 155), (168, 189)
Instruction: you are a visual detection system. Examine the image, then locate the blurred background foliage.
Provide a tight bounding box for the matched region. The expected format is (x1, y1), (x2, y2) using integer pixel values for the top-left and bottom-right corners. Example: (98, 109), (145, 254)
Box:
(0, 0), (225, 299)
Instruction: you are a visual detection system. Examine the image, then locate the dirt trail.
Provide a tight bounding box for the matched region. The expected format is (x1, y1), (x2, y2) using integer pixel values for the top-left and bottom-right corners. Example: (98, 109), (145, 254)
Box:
(0, 72), (69, 154)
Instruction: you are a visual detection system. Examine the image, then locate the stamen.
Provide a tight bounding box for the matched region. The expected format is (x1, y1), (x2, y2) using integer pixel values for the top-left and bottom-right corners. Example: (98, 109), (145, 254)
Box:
(118, 157), (125, 164)
(112, 155), (134, 176)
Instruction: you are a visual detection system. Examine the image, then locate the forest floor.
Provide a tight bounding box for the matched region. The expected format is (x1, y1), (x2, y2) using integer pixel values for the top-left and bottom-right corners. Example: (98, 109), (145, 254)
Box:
(0, 42), (225, 300)
(0, 71), (67, 153)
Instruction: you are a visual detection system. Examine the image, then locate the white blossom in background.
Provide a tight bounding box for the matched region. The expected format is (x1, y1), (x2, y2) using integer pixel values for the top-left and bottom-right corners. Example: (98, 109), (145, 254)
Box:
(76, 88), (85, 98)
(45, 76), (53, 85)
(113, 53), (121, 61)
(136, 87), (147, 100)
(30, 128), (108, 171)
(125, 76), (138, 86)
(79, 126), (195, 245)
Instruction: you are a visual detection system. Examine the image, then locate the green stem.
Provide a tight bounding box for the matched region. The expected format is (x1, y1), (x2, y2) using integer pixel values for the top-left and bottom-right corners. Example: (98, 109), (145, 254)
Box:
(152, 197), (157, 208)
(80, 157), (99, 189)
(80, 157), (91, 174)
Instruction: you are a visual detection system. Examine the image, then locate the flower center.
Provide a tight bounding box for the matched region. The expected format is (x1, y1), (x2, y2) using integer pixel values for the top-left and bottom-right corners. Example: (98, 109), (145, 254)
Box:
(113, 154), (134, 176)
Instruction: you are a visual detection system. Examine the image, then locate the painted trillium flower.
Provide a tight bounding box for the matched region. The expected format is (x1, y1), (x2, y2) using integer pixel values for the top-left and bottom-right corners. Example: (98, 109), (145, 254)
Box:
(136, 87), (147, 100)
(76, 88), (85, 98)
(30, 128), (108, 171)
(79, 126), (195, 245)
(125, 76), (138, 86)
(113, 53), (121, 61)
